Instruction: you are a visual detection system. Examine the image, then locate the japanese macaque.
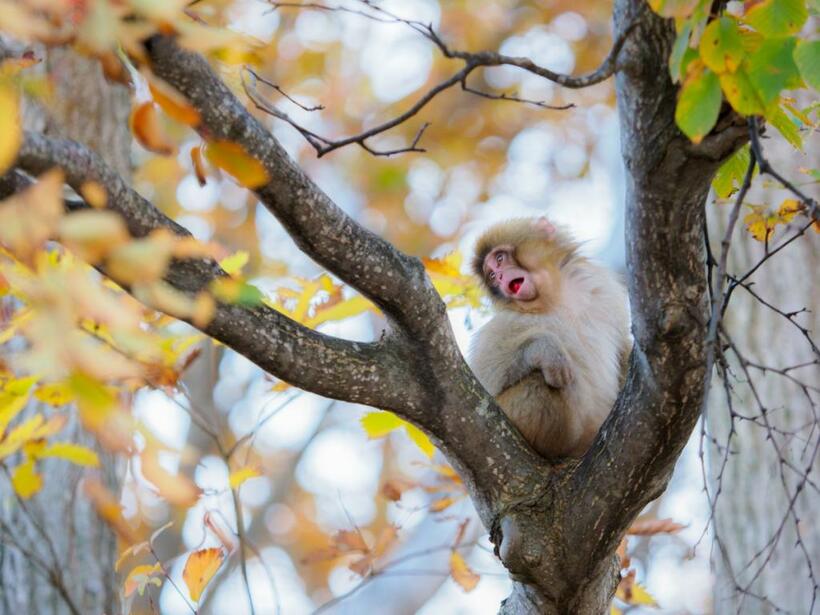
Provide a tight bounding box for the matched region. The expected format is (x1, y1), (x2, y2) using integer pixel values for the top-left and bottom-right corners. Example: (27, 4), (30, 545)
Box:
(469, 217), (631, 459)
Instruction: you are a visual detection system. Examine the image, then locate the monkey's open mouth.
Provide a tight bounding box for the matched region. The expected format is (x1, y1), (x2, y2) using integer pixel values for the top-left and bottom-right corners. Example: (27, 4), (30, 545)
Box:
(509, 278), (524, 294)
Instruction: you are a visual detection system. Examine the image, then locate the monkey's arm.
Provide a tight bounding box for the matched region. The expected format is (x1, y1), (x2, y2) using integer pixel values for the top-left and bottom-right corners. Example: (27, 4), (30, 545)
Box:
(502, 335), (573, 391)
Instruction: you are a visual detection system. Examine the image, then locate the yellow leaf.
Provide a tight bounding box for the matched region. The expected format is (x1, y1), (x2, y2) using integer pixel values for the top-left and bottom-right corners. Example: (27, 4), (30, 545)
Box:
(11, 459), (42, 499)
(0, 375), (37, 437)
(423, 251), (483, 309)
(229, 466), (261, 490)
(183, 547), (224, 602)
(124, 563), (163, 597)
(0, 169), (64, 261)
(777, 198), (802, 223)
(360, 411), (403, 438)
(58, 210), (130, 264)
(629, 582), (658, 607)
(449, 551), (479, 592)
(34, 382), (74, 406)
(405, 423), (435, 458)
(115, 540), (151, 571)
(130, 101), (176, 156)
(0, 84), (22, 176)
(0, 309), (33, 344)
(743, 205), (777, 242)
(107, 229), (175, 285)
(305, 295), (379, 328)
(219, 250), (249, 277)
(0, 414), (44, 459)
(39, 442), (100, 466)
(203, 139), (268, 188)
(611, 607), (623, 615)
(360, 411), (435, 458)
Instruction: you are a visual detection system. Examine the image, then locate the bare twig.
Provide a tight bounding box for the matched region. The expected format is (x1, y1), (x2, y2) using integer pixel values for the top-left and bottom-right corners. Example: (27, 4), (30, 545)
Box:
(256, 0), (636, 155)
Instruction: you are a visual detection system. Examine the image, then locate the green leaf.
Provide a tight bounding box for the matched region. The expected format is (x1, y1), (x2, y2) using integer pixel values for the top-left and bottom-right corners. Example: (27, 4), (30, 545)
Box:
(699, 17), (744, 73)
(719, 69), (765, 115)
(675, 67), (722, 142)
(744, 0), (808, 37)
(766, 104), (802, 150)
(746, 37), (802, 105)
(670, 21), (694, 82)
(713, 145), (751, 198)
(794, 39), (820, 90)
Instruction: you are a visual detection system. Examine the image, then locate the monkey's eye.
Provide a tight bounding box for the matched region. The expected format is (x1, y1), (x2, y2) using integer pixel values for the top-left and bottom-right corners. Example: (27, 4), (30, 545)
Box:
(495, 252), (504, 265)
(488, 271), (496, 283)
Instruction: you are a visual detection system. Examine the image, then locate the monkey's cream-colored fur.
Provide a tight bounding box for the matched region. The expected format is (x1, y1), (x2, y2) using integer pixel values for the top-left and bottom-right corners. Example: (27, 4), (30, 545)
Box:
(469, 223), (631, 459)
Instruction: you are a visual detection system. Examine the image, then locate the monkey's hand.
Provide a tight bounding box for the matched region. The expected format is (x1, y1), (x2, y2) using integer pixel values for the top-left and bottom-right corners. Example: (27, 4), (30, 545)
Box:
(540, 353), (573, 389)
(500, 335), (574, 391)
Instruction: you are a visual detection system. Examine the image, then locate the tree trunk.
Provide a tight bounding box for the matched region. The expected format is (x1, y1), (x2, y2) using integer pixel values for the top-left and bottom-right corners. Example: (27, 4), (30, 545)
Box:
(0, 48), (131, 615)
(707, 137), (820, 614)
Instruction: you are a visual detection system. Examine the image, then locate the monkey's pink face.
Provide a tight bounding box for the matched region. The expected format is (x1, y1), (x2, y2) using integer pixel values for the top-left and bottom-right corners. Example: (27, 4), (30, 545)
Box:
(483, 246), (538, 302)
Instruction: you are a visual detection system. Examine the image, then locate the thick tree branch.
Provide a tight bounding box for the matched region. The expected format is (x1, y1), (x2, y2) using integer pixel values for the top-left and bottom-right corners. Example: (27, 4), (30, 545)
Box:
(144, 35), (450, 340)
(12, 132), (417, 412)
(561, 0), (749, 587)
(11, 129), (546, 528)
(143, 35), (554, 520)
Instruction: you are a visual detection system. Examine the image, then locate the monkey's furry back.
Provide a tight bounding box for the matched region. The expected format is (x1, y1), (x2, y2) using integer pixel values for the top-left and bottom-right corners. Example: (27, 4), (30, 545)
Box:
(468, 260), (631, 458)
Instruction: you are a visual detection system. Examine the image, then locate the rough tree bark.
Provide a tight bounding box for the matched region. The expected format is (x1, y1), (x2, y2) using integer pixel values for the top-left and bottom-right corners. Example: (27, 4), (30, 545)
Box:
(707, 138), (820, 614)
(2, 0), (754, 613)
(0, 48), (130, 614)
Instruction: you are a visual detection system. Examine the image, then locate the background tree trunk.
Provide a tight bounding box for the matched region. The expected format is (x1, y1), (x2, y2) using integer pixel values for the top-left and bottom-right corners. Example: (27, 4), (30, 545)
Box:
(707, 136), (820, 614)
(0, 48), (131, 615)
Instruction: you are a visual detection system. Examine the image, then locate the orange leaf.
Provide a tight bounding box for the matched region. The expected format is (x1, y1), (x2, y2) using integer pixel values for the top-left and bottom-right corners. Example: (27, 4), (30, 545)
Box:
(149, 80), (201, 127)
(335, 529), (368, 552)
(203, 140), (268, 188)
(348, 554), (373, 576)
(130, 102), (176, 156)
(449, 551), (479, 592)
(190, 145), (208, 186)
(627, 517), (686, 536)
(183, 548), (225, 602)
(123, 563), (162, 597)
(140, 446), (201, 508)
(430, 496), (460, 512)
(84, 478), (138, 543)
(79, 181), (108, 208)
(372, 526), (398, 557)
(0, 84), (22, 176)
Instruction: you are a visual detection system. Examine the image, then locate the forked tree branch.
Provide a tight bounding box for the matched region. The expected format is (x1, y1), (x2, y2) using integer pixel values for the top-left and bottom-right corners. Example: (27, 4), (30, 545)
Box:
(145, 35), (450, 339)
(10, 126), (545, 528)
(143, 34), (549, 513)
(12, 133), (417, 412)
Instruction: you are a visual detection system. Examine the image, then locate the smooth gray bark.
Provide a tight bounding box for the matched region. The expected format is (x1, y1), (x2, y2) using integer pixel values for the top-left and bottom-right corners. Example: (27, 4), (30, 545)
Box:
(0, 49), (130, 615)
(707, 138), (820, 614)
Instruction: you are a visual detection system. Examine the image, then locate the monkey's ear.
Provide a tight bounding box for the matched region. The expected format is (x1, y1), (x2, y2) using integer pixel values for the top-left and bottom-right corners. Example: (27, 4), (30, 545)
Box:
(534, 217), (556, 235)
